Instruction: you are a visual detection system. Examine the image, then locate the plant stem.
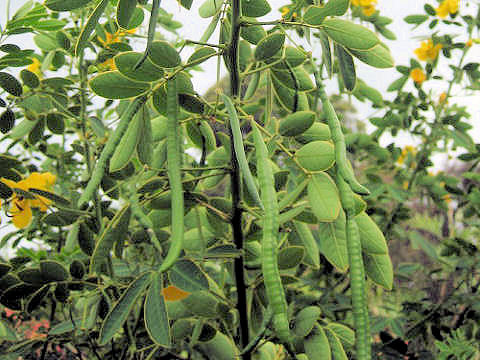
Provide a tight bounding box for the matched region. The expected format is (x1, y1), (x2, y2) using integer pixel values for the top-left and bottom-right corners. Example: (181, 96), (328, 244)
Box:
(227, 0), (250, 357)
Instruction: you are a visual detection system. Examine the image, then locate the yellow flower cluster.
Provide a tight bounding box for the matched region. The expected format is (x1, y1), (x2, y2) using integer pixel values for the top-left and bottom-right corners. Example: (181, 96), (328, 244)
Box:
(414, 39), (442, 61)
(436, 0), (459, 18)
(352, 0), (377, 16)
(1, 172), (56, 229)
(410, 68), (426, 84)
(397, 145), (417, 165)
(98, 28), (136, 71)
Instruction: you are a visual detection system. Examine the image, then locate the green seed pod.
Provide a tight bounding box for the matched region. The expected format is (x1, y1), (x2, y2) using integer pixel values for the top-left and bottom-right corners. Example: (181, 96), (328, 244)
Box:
(109, 110), (141, 172)
(279, 111), (316, 137)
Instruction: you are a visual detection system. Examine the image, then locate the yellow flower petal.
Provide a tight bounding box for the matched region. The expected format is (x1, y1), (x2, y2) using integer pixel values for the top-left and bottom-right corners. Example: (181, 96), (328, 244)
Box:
(11, 200), (32, 229)
(410, 68), (426, 84)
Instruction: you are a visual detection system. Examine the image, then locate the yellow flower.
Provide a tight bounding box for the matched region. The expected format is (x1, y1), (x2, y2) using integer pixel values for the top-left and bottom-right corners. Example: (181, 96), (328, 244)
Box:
(414, 39), (442, 61)
(362, 5), (376, 16)
(436, 0), (459, 18)
(442, 193), (451, 203)
(402, 181), (409, 190)
(1, 172), (56, 229)
(27, 58), (42, 78)
(100, 57), (117, 71)
(352, 0), (377, 16)
(466, 39), (473, 47)
(439, 92), (447, 103)
(97, 28), (136, 47)
(280, 6), (290, 17)
(410, 68), (426, 84)
(397, 145), (417, 165)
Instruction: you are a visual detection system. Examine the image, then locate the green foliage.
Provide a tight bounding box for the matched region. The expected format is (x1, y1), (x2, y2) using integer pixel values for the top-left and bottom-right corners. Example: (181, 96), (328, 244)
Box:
(0, 1), (479, 359)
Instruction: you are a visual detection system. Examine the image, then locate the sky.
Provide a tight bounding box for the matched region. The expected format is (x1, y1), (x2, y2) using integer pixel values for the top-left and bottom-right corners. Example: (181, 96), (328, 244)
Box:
(0, 0), (478, 254)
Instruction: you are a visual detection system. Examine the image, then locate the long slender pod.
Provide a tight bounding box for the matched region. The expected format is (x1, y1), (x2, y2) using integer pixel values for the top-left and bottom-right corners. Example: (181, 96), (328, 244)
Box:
(251, 121), (290, 343)
(78, 96), (147, 208)
(159, 77), (184, 272)
(337, 174), (370, 360)
(316, 81), (369, 196)
(221, 94), (263, 209)
(134, 0), (161, 69)
(129, 192), (162, 254)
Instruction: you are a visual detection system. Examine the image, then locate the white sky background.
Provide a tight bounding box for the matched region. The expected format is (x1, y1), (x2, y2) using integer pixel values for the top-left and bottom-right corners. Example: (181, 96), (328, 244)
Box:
(0, 0), (479, 255)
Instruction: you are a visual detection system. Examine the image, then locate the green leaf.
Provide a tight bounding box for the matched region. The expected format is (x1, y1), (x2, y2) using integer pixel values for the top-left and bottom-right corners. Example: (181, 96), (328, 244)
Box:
(90, 204), (132, 274)
(307, 172), (341, 222)
(0, 109), (15, 134)
(20, 69), (40, 88)
(89, 71), (150, 99)
(44, 0), (93, 11)
(317, 210), (348, 271)
(99, 272), (152, 345)
(296, 122), (331, 143)
(198, 0), (223, 18)
(324, 328), (348, 360)
(305, 325), (331, 360)
(293, 306), (321, 338)
(293, 221), (320, 268)
(336, 44), (356, 91)
(279, 112), (316, 137)
(254, 32), (285, 61)
(115, 51), (163, 82)
(325, 323), (355, 347)
(42, 210), (80, 227)
(242, 0), (271, 17)
(198, 332), (239, 359)
(75, 0), (109, 56)
(145, 273), (171, 347)
(348, 43), (395, 69)
(356, 212), (388, 255)
(296, 141), (335, 172)
(28, 188), (70, 207)
(0, 320), (18, 341)
(117, 0), (137, 29)
(450, 129), (475, 152)
(408, 231), (438, 260)
(0, 263), (11, 278)
(148, 41), (181, 68)
(321, 18), (379, 50)
(404, 15), (429, 25)
(387, 76), (408, 92)
(187, 46), (217, 65)
(40, 260), (69, 282)
(271, 67), (315, 91)
(277, 246), (304, 270)
(303, 0), (350, 26)
(169, 259), (209, 292)
(240, 21), (267, 45)
(364, 253), (393, 290)
(33, 19), (67, 31)
(0, 72), (23, 97)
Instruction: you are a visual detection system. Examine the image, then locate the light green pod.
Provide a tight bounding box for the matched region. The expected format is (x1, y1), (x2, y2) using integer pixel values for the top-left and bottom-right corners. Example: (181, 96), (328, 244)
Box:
(109, 110), (141, 172)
